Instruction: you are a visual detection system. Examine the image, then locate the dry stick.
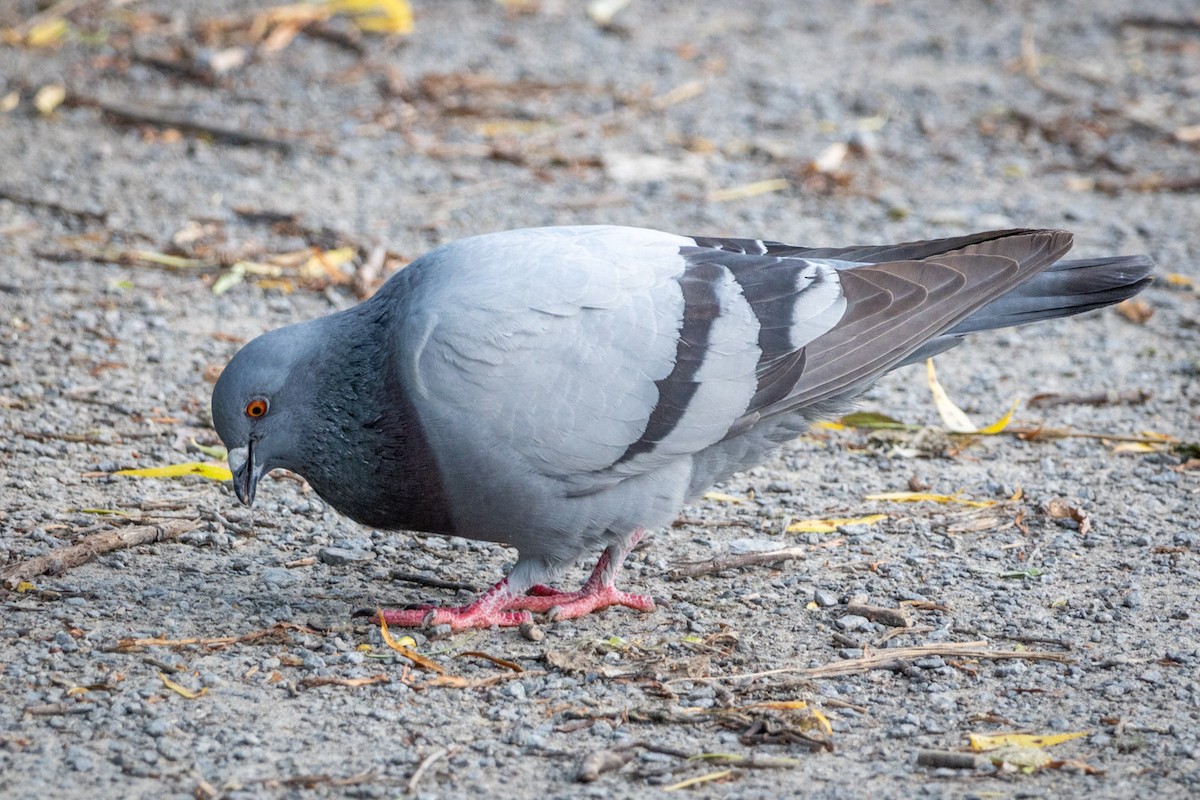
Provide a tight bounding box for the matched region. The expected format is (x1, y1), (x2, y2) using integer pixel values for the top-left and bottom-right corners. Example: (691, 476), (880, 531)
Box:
(0, 185), (108, 222)
(67, 95), (294, 153)
(1119, 14), (1200, 32)
(1, 518), (201, 590)
(1027, 389), (1152, 409)
(389, 570), (476, 592)
(670, 641), (1071, 685)
(845, 598), (911, 628)
(407, 748), (449, 795)
(916, 750), (985, 770)
(668, 546), (808, 580)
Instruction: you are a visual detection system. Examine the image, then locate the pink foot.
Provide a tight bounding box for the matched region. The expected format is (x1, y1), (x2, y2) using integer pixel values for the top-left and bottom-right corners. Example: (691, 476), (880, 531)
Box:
(373, 529), (654, 630)
(508, 528), (655, 618)
(375, 579), (531, 630)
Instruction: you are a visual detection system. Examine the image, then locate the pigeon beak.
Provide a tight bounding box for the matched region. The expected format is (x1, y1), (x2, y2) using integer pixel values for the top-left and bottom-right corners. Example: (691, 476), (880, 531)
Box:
(228, 443), (260, 506)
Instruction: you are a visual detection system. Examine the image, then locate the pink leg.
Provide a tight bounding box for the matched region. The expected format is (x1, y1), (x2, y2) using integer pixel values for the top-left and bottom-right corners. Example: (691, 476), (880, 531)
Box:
(375, 579), (532, 630)
(505, 528), (655, 619)
(374, 530), (654, 630)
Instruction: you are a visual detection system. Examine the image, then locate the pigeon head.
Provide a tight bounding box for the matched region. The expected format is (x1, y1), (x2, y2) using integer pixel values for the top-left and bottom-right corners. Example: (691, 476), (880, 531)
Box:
(211, 321), (324, 506)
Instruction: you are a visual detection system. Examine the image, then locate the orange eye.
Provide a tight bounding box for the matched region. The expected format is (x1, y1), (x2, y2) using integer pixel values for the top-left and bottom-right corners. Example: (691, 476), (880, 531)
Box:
(245, 398), (269, 418)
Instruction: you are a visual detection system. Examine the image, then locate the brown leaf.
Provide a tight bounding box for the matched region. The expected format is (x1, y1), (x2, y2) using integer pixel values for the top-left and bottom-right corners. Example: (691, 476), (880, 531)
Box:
(1046, 499), (1091, 535)
(1115, 299), (1153, 324)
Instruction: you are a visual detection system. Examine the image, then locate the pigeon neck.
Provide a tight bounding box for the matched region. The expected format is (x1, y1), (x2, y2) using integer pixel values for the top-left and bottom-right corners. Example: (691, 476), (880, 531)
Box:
(300, 306), (456, 535)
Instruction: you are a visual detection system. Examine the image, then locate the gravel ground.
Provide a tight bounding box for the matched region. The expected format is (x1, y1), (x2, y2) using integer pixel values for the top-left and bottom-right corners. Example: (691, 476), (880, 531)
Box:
(2, 1), (1199, 798)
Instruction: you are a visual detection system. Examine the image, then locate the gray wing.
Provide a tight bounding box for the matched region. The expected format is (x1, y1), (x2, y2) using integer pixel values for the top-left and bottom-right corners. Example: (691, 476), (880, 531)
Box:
(400, 226), (1074, 496)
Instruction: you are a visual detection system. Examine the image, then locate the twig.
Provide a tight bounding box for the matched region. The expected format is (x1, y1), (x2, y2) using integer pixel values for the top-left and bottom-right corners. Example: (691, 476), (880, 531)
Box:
(302, 20), (367, 56)
(958, 628), (1074, 651)
(455, 651), (523, 672)
(0, 185), (107, 222)
(668, 546), (807, 580)
(66, 94), (294, 153)
(845, 600), (911, 628)
(670, 641), (1071, 684)
(298, 674), (389, 689)
(407, 748), (448, 795)
(389, 570), (476, 592)
(1119, 15), (1200, 32)
(24, 702), (94, 716)
(916, 750), (985, 770)
(1, 518), (201, 589)
(1027, 389), (1152, 409)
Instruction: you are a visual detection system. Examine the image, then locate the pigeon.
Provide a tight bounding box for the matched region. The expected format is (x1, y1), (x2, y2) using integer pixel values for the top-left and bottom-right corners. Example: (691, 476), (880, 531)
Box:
(211, 226), (1152, 630)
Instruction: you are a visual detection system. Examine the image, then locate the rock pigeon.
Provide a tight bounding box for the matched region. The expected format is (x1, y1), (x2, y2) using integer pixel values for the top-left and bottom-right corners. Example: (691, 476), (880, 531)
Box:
(211, 226), (1152, 630)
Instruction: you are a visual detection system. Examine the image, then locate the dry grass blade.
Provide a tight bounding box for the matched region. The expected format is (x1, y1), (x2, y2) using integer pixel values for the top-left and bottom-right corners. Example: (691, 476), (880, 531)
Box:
(678, 641), (1071, 684)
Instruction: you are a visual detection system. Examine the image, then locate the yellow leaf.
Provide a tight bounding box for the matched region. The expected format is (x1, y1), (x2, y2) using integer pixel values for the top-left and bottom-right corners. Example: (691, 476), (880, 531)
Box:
(159, 673), (207, 699)
(1111, 441), (1165, 454)
(115, 462), (233, 481)
(33, 84), (66, 115)
(926, 358), (976, 433)
(786, 513), (887, 533)
(15, 581), (36, 593)
(664, 769), (734, 792)
(1163, 272), (1195, 290)
(866, 491), (998, 508)
(703, 491), (746, 504)
(977, 397), (1020, 435)
(810, 707), (833, 735)
(326, 0), (414, 34)
(377, 612), (444, 673)
(300, 247), (357, 282)
(812, 420), (845, 431)
(968, 730), (1089, 752)
(189, 438), (228, 460)
(837, 411), (911, 430)
(747, 700), (808, 710)
(26, 17), (68, 47)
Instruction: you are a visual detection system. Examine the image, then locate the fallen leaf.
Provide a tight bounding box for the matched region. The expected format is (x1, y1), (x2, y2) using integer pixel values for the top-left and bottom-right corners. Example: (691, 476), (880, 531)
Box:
(33, 84), (66, 115)
(1163, 272), (1196, 290)
(189, 438), (228, 460)
(1115, 299), (1153, 324)
(377, 612), (444, 673)
(836, 411), (912, 430)
(969, 730), (1089, 752)
(325, 0), (414, 34)
(703, 491), (747, 504)
(159, 673), (207, 699)
(786, 514), (887, 533)
(866, 491), (998, 508)
(115, 463), (233, 481)
(26, 17), (68, 47)
(1045, 499), (1091, 534)
(926, 359), (976, 432)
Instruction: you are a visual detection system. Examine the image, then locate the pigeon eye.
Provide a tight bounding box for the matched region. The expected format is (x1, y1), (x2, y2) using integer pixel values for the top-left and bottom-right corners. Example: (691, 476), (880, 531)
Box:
(245, 398), (269, 418)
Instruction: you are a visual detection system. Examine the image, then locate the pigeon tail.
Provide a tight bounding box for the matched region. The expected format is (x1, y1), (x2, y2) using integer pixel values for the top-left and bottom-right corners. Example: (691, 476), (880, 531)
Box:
(897, 253), (1154, 365)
